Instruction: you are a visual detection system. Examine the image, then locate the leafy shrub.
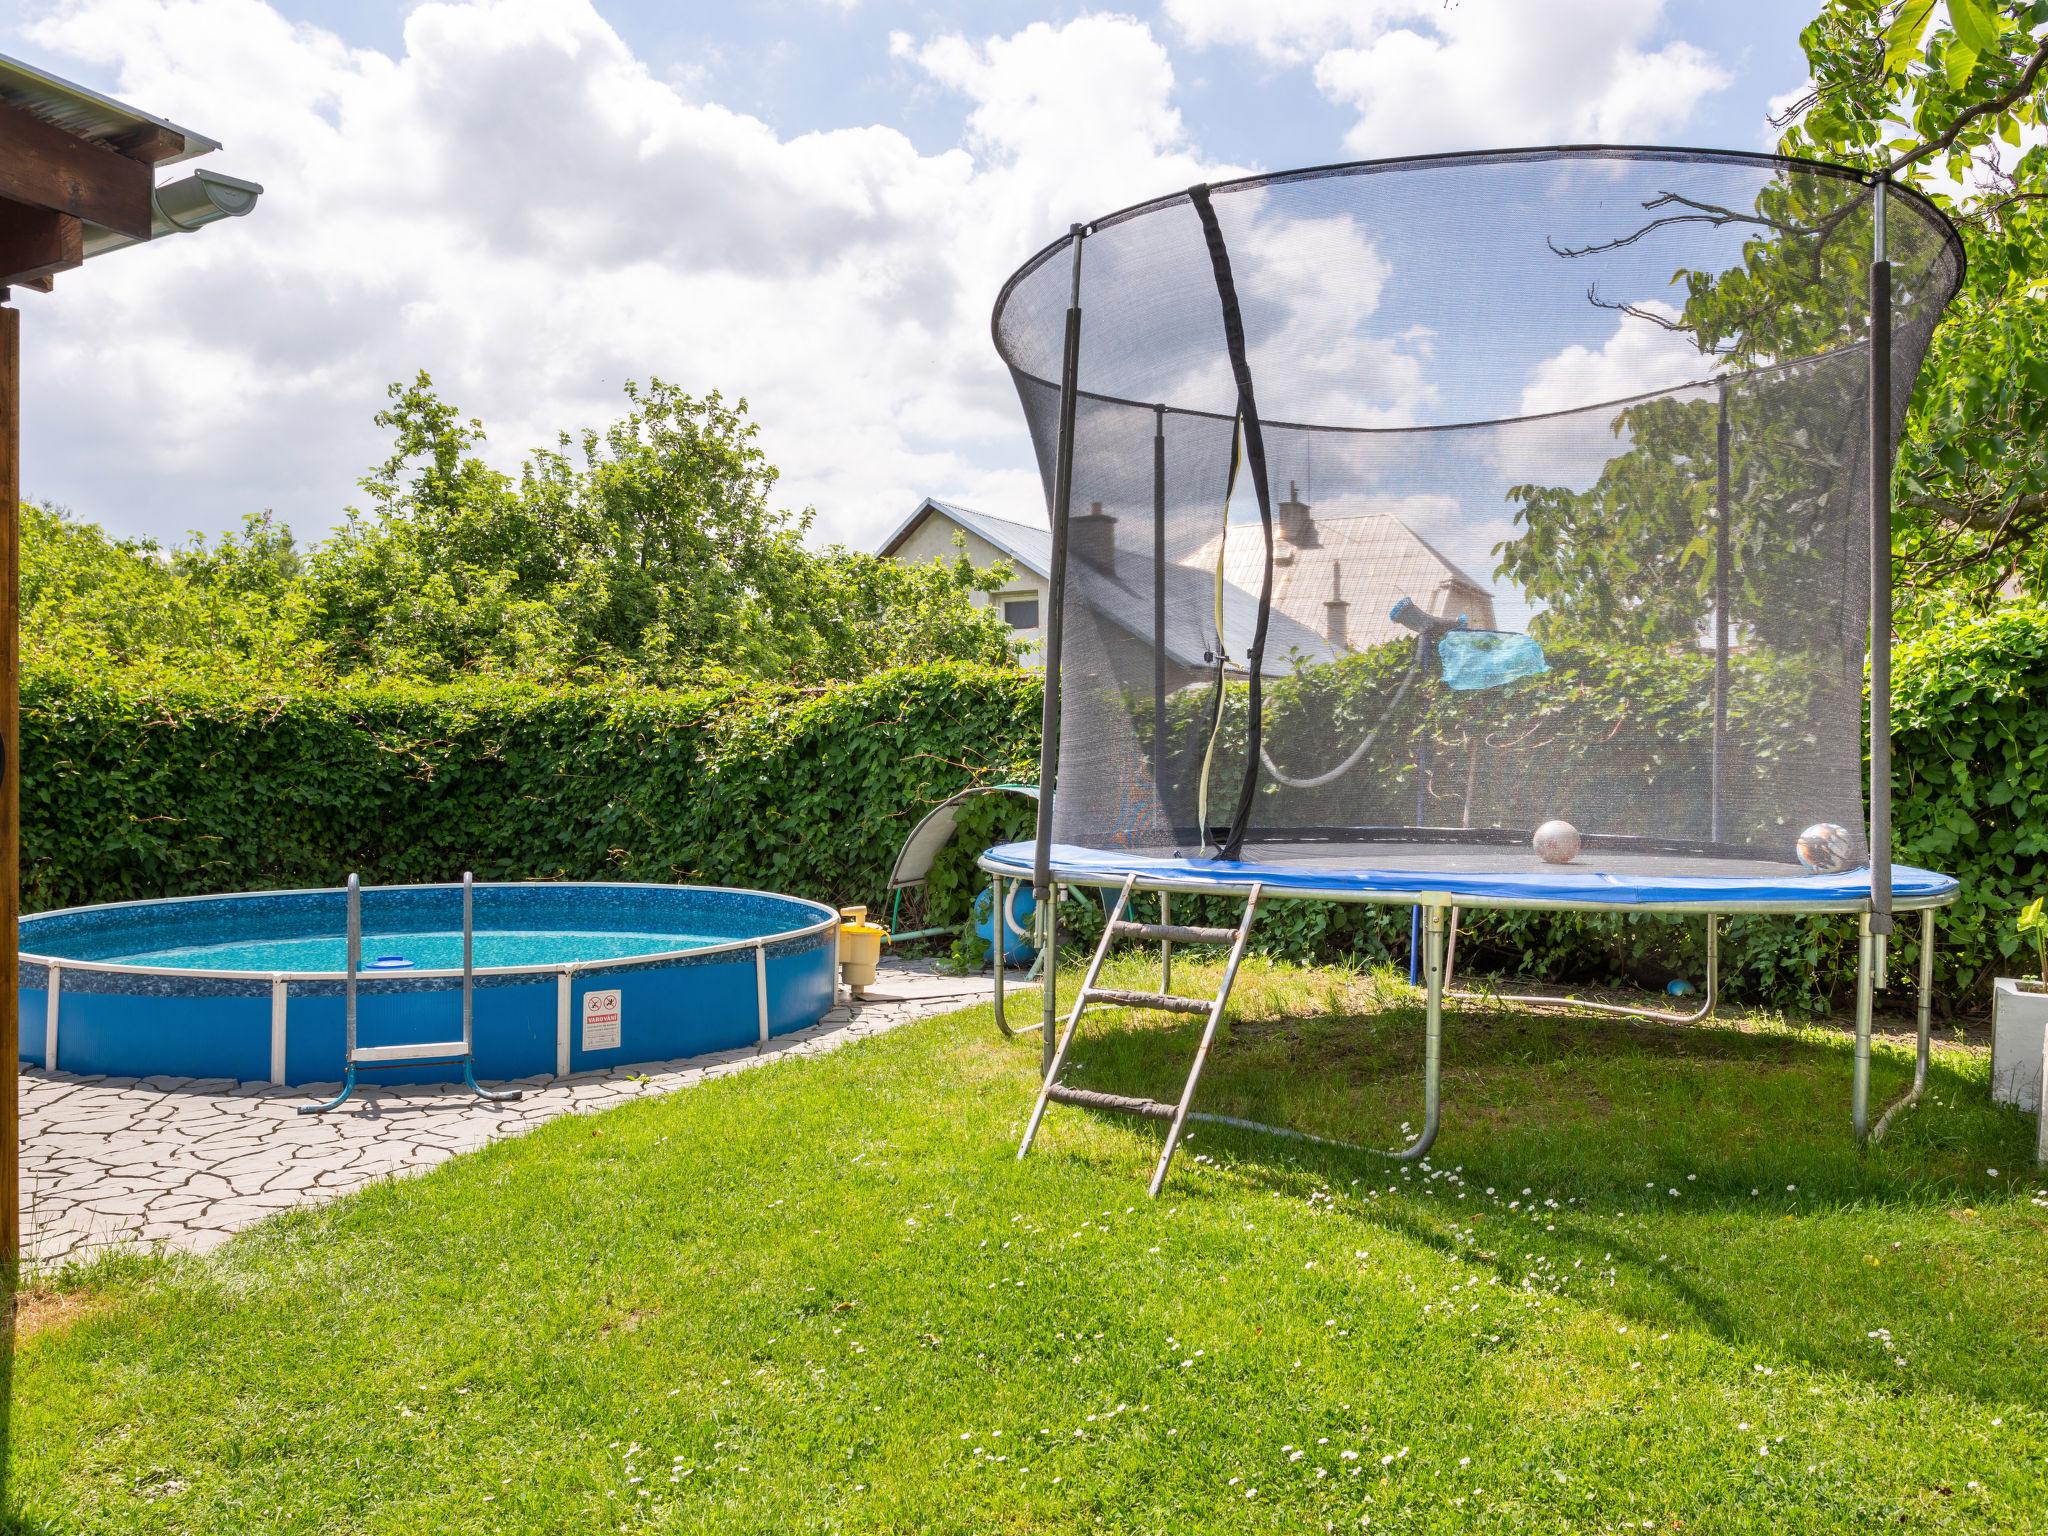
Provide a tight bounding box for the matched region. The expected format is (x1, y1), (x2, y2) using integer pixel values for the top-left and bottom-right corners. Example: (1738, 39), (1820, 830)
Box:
(22, 662), (1038, 916)
(24, 606), (2048, 1013)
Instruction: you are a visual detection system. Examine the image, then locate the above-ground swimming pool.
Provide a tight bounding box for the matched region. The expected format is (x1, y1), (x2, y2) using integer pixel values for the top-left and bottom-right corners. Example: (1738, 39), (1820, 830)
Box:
(18, 882), (839, 1087)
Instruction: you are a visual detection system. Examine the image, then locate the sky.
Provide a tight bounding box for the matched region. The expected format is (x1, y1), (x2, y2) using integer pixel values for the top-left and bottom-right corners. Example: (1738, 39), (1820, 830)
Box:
(0, 0), (1817, 553)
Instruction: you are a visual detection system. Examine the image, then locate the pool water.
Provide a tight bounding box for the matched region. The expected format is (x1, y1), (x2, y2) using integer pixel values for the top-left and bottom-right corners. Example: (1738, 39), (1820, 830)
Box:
(121, 927), (730, 973)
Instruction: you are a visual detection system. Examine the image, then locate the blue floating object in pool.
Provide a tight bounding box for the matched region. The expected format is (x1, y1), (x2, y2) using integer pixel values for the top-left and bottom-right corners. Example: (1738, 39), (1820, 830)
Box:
(973, 882), (1038, 966)
(366, 955), (415, 971)
(1666, 978), (1696, 997)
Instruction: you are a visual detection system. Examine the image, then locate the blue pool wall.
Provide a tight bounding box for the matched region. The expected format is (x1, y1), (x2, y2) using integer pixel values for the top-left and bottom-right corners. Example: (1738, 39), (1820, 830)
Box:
(19, 883), (839, 1087)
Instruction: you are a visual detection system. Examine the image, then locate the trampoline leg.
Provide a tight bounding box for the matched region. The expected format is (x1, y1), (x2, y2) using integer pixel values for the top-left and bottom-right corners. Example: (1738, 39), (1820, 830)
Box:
(1444, 908), (1720, 1026)
(1853, 914), (1874, 1142)
(1024, 887), (1054, 984)
(1159, 889), (1172, 995)
(1702, 914), (1719, 1018)
(1369, 904), (1445, 1161)
(1870, 906), (1936, 1145)
(1395, 903), (1446, 1162)
(992, 873), (1012, 1039)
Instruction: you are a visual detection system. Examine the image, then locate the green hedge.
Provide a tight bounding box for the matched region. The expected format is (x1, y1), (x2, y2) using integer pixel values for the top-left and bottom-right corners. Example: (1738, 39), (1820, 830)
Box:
(23, 607), (2048, 1012)
(22, 662), (1039, 916)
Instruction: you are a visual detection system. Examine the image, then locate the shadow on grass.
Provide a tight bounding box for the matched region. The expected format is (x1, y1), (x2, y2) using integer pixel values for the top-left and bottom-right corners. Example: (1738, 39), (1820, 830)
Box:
(1039, 961), (2042, 1405)
(1057, 969), (2021, 1203)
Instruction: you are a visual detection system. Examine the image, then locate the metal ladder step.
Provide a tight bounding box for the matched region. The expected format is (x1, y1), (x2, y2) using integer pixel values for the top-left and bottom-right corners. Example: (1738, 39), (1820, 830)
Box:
(1047, 1083), (1174, 1119)
(351, 1041), (470, 1066)
(1083, 986), (1211, 1015)
(1111, 920), (1239, 945)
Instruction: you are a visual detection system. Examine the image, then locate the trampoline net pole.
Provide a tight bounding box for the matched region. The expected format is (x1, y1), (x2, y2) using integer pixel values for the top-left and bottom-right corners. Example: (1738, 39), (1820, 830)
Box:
(1712, 382), (1730, 844)
(1869, 179), (1894, 938)
(1036, 224), (1085, 1074)
(1152, 404), (1167, 806)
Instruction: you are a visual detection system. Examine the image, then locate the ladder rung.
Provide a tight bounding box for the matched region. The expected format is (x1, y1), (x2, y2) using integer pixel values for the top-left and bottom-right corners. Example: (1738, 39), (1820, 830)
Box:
(1113, 920), (1239, 945)
(1084, 986), (1211, 1015)
(1047, 1084), (1175, 1120)
(351, 1041), (470, 1065)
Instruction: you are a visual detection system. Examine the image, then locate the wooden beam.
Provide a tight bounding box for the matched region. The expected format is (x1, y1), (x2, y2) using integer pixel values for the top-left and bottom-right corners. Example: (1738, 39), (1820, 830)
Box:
(0, 303), (16, 1282)
(0, 200), (80, 288)
(0, 99), (151, 240)
(109, 122), (187, 166)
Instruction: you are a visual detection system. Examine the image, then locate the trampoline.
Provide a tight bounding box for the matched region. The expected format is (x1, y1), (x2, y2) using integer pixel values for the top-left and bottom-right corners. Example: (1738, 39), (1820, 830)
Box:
(980, 146), (1965, 1193)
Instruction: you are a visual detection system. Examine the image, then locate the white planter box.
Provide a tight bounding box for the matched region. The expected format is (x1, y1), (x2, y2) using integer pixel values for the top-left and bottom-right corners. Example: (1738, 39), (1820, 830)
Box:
(1991, 978), (2048, 1114)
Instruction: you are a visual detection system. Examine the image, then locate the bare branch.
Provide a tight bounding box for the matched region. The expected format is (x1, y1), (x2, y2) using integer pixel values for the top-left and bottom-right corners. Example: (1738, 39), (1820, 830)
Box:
(1905, 487), (2048, 534)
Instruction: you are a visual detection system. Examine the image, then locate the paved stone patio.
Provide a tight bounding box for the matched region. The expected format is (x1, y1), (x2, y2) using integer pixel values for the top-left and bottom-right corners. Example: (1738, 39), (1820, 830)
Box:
(17, 959), (1002, 1269)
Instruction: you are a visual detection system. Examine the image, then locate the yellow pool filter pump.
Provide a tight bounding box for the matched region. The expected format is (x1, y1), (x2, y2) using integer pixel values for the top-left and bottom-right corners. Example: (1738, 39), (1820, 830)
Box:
(837, 906), (886, 997)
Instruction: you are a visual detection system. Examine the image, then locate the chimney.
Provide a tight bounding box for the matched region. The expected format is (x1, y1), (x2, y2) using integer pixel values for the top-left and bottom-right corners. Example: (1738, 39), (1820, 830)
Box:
(1068, 500), (1117, 578)
(1324, 560), (1350, 651)
(1278, 480), (1318, 547)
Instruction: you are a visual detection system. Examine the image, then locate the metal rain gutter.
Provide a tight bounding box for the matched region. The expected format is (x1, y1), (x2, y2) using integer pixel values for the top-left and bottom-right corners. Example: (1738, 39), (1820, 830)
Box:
(78, 168), (264, 261)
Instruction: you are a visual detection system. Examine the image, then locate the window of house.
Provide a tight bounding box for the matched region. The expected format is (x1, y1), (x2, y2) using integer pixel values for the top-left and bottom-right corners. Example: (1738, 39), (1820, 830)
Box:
(1002, 597), (1040, 631)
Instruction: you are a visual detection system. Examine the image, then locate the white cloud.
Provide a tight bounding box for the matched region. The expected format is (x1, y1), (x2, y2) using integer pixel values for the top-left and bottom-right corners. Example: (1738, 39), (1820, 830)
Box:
(1162, 0), (1394, 66)
(1504, 301), (1710, 493)
(1517, 301), (1709, 418)
(1315, 4), (1729, 157)
(1230, 201), (1432, 428)
(1173, 0), (1730, 157)
(16, 0), (1222, 551)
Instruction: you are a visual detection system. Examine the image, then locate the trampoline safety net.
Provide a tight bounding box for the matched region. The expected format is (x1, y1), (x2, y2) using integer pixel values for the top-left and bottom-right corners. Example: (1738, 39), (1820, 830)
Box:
(992, 149), (1962, 882)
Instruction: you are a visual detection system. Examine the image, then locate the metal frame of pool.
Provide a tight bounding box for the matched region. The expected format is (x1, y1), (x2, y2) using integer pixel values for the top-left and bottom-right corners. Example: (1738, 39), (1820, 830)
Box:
(16, 881), (841, 1088)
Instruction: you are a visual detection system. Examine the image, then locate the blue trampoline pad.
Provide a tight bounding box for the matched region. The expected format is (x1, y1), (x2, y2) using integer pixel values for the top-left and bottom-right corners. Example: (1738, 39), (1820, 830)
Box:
(980, 841), (1957, 913)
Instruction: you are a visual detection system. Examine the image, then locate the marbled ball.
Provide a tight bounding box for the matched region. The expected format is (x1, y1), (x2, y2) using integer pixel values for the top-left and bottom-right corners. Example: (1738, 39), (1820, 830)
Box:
(1533, 819), (1581, 865)
(1796, 821), (1855, 873)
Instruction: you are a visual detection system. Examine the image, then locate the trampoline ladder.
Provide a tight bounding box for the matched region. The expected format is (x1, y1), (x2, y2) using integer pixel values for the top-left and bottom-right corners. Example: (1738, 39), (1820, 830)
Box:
(1018, 874), (1266, 1196)
(299, 873), (525, 1115)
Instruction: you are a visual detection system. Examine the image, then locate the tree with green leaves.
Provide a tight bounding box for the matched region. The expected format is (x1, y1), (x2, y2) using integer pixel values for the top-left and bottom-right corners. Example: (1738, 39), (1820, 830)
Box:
(23, 372), (1017, 688)
(1496, 0), (2048, 637)
(1776, 0), (2048, 608)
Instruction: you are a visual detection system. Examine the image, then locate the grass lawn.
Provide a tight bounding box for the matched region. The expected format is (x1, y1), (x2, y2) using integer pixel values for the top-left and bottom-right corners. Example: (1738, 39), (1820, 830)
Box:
(7, 953), (2048, 1533)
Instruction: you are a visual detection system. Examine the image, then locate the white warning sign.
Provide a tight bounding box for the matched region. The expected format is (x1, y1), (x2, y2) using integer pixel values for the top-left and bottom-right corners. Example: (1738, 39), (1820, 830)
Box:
(581, 988), (623, 1052)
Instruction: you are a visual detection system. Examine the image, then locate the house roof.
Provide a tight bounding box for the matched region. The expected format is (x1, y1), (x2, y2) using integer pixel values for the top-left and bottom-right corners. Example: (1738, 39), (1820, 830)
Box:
(876, 497), (1052, 577)
(0, 50), (219, 165)
(1071, 555), (1338, 675)
(1189, 503), (1497, 650)
(883, 496), (1333, 676)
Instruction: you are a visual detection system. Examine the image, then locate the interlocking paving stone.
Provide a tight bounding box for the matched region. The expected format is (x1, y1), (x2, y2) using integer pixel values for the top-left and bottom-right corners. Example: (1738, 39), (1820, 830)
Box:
(18, 959), (1002, 1268)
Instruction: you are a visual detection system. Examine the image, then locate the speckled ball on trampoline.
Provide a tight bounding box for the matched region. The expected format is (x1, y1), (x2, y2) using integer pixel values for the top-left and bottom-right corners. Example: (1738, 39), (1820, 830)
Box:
(1533, 820), (1581, 865)
(1796, 822), (1855, 873)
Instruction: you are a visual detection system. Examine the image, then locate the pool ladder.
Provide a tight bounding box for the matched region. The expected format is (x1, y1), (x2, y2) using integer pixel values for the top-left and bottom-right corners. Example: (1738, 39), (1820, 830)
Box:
(298, 872), (525, 1115)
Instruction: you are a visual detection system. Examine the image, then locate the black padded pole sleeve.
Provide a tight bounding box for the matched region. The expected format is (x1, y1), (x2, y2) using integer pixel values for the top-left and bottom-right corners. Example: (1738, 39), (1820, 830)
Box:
(1035, 225), (1084, 1073)
(1152, 404), (1168, 805)
(1711, 382), (1730, 844)
(1188, 184), (1274, 862)
(1869, 251), (1893, 933)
